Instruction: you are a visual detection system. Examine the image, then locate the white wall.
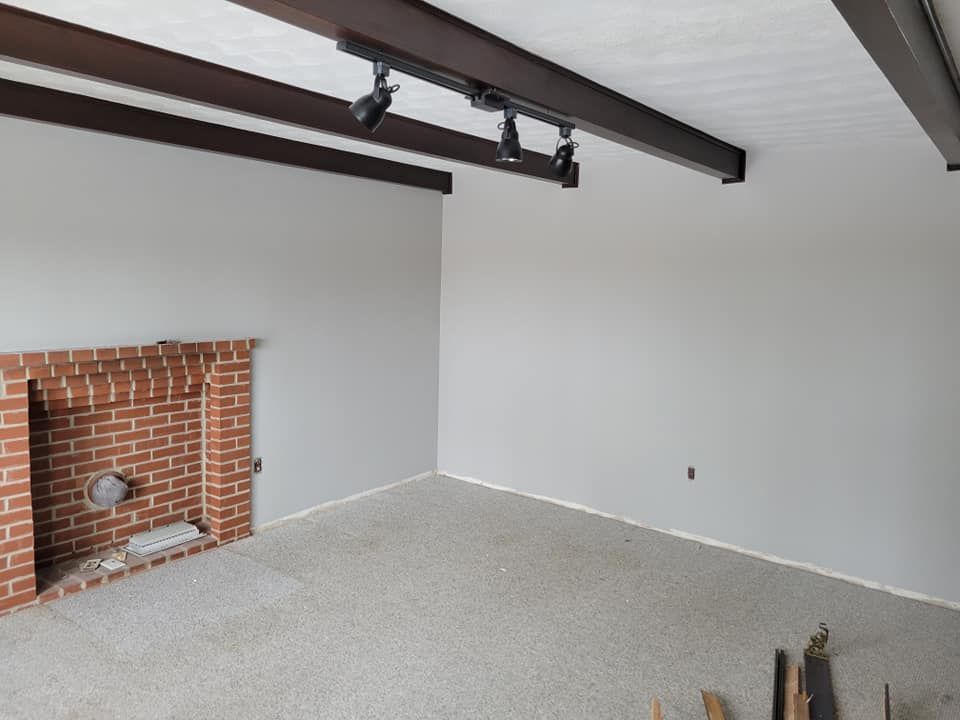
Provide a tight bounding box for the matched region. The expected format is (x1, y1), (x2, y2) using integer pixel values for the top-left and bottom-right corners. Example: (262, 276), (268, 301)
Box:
(439, 142), (960, 603)
(0, 116), (442, 526)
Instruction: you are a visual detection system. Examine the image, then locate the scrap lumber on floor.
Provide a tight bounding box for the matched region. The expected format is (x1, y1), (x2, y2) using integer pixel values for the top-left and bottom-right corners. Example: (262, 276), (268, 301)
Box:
(804, 625), (835, 720)
(702, 690), (726, 720)
(772, 649), (785, 720)
(784, 665), (800, 720)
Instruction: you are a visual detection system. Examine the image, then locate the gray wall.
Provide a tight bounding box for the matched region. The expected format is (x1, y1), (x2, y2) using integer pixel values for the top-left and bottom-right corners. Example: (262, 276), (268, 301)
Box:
(439, 142), (960, 603)
(0, 116), (442, 527)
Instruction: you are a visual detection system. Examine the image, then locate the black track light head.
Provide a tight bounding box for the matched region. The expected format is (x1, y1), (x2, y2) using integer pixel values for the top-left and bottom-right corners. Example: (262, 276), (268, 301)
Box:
(349, 61), (399, 133)
(548, 126), (578, 178)
(496, 107), (523, 163)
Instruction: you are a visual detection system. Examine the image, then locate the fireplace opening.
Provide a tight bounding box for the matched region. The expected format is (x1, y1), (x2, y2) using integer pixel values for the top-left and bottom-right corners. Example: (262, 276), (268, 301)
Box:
(29, 389), (206, 570)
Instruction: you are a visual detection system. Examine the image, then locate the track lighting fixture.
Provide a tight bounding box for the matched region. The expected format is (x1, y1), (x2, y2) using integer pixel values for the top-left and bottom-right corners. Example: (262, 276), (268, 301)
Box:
(496, 108), (523, 163)
(548, 126), (578, 178)
(349, 61), (399, 133)
(339, 42), (581, 174)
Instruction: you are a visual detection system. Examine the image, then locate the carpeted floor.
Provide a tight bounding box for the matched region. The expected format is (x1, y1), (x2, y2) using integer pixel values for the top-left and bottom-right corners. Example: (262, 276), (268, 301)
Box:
(1, 474), (957, 719)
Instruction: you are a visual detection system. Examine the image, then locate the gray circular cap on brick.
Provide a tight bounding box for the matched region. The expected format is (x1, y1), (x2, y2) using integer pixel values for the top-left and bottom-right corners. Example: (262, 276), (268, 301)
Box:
(88, 472), (129, 508)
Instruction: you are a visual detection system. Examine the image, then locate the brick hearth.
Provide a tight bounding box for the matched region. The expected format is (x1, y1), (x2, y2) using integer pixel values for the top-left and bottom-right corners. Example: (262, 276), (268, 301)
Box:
(0, 339), (255, 615)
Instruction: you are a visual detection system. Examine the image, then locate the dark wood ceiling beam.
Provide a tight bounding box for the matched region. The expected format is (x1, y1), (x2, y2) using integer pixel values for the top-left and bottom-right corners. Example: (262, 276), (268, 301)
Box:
(228, 0), (746, 183)
(0, 3), (572, 187)
(0, 79), (453, 194)
(831, 0), (960, 169)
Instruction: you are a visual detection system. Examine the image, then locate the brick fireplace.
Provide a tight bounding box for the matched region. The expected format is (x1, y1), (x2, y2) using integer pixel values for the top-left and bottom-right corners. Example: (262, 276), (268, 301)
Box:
(0, 339), (255, 615)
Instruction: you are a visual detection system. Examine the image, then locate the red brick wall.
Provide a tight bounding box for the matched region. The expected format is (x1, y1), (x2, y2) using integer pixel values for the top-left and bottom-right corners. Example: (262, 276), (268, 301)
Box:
(0, 339), (254, 614)
(0, 357), (34, 614)
(204, 356), (253, 544)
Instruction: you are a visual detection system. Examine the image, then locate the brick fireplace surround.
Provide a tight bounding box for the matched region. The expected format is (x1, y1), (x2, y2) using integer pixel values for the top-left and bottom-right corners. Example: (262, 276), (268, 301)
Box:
(0, 339), (254, 616)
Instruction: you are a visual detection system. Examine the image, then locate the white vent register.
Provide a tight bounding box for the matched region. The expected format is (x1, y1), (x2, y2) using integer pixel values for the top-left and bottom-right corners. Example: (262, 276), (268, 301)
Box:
(125, 521), (202, 557)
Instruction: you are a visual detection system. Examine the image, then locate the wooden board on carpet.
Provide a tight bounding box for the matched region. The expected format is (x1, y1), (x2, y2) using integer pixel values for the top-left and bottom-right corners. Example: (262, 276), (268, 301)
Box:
(702, 690), (726, 720)
(784, 664), (800, 720)
(651, 697), (663, 720)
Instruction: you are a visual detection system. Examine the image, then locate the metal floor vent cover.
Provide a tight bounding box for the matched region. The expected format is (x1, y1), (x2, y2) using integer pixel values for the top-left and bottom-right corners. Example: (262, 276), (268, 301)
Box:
(125, 521), (202, 557)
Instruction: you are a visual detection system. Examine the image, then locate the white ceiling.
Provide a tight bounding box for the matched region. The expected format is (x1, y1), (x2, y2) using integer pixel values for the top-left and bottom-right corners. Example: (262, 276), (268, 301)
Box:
(933, 0), (960, 72)
(0, 0), (925, 171)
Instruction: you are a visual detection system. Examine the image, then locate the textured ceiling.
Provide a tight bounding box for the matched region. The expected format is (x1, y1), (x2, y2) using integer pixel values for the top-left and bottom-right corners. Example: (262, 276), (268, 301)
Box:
(0, 0), (925, 170)
(934, 0), (960, 66)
